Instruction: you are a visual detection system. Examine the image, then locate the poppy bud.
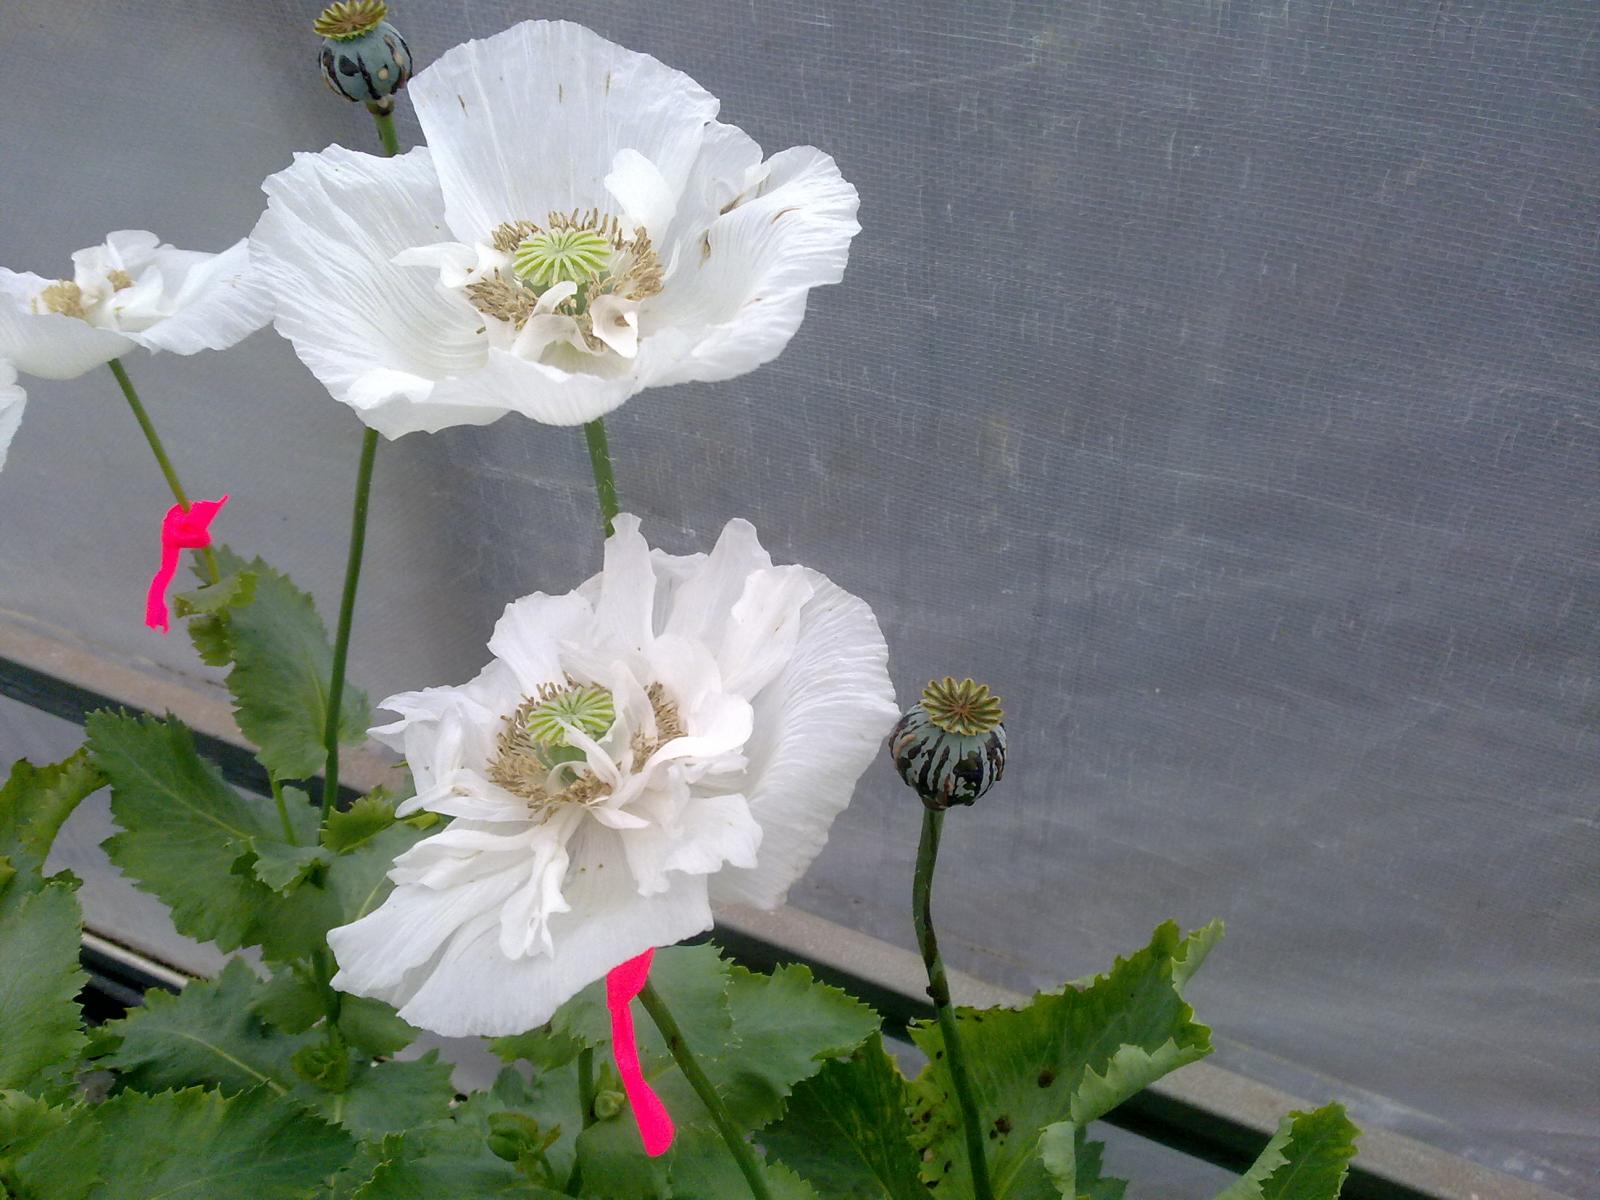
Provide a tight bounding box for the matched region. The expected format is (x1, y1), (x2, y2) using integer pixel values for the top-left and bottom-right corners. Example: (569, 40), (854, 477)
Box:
(888, 677), (1007, 810)
(315, 1), (412, 115)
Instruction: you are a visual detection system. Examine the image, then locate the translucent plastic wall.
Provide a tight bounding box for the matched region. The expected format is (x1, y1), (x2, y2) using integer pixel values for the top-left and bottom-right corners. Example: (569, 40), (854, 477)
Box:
(1, 2), (1595, 1193)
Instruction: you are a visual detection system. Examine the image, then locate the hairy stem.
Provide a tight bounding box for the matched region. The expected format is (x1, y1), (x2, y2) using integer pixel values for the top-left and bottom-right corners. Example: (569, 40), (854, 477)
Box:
(638, 980), (772, 1200)
(914, 808), (995, 1200)
(582, 418), (620, 537)
(108, 358), (219, 583)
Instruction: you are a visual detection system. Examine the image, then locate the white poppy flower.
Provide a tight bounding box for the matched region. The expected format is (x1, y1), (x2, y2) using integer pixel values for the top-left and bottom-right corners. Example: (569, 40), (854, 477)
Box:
(0, 361), (25, 474)
(0, 230), (270, 380)
(328, 514), (897, 1036)
(251, 20), (861, 438)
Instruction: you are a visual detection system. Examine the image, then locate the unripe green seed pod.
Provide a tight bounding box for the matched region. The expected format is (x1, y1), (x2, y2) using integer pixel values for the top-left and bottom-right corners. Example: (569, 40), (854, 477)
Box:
(593, 1088), (627, 1120)
(888, 677), (1007, 810)
(315, 2), (412, 114)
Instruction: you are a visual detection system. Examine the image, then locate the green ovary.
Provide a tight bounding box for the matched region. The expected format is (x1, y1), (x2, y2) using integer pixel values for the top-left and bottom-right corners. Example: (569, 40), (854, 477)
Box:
(513, 228), (613, 289)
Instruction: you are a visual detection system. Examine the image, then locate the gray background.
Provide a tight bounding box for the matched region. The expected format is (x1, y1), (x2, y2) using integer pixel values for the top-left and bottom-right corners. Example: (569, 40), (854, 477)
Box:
(1, 0), (1596, 1194)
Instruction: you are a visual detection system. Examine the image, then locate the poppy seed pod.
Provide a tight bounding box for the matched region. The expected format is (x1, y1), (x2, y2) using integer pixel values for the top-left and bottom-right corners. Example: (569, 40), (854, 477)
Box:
(316, 1), (412, 114)
(888, 677), (1007, 810)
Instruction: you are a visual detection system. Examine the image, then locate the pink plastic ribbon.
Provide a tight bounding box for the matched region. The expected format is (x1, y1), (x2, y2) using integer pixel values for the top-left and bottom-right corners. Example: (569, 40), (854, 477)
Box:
(145, 495), (228, 634)
(606, 948), (675, 1157)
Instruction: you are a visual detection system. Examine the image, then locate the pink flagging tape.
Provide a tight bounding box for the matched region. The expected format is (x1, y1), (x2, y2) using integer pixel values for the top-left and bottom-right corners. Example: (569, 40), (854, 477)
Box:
(606, 948), (675, 1157)
(145, 495), (228, 634)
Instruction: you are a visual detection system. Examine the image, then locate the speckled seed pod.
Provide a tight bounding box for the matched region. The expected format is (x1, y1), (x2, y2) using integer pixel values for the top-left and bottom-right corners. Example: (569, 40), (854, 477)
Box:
(888, 678), (1007, 810)
(316, 2), (412, 113)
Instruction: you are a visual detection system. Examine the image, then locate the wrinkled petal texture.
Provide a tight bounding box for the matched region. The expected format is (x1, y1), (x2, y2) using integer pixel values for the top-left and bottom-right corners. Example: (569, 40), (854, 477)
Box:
(330, 515), (896, 1034)
(256, 19), (861, 435)
(0, 360), (25, 472)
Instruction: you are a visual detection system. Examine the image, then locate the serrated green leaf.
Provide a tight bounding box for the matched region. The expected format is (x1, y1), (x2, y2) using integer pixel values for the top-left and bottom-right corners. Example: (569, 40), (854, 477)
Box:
(667, 1126), (819, 1200)
(253, 840), (331, 891)
(352, 1121), (569, 1199)
(489, 1027), (582, 1071)
(762, 1035), (926, 1200)
(89, 711), (284, 952)
(0, 752), (104, 906)
(0, 882), (87, 1094)
(10, 1101), (100, 1200)
(222, 557), (371, 779)
(252, 970), (328, 1035)
(315, 1054), (456, 1140)
(1038, 1127), (1126, 1200)
(101, 960), (301, 1097)
(710, 963), (878, 1128)
(323, 792), (398, 853)
(337, 997), (419, 1057)
(21, 1085), (354, 1200)
(173, 566), (257, 618)
(1213, 1105), (1359, 1200)
(913, 921), (1217, 1199)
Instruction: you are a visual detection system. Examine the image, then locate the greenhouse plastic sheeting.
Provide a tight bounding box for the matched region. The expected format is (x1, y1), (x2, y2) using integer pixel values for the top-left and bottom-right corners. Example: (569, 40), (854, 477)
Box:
(1, 2), (1595, 1193)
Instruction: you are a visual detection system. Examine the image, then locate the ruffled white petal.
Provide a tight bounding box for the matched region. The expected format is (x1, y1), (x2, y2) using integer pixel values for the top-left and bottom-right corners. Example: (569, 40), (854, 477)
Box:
(0, 360), (25, 473)
(650, 146), (861, 385)
(251, 145), (495, 438)
(0, 269), (134, 379)
(710, 574), (899, 909)
(121, 238), (272, 354)
(343, 822), (714, 1036)
(408, 20), (719, 245)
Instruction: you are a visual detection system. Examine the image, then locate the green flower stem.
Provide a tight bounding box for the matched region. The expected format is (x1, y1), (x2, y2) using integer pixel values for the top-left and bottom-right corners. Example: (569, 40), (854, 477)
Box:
(638, 979), (773, 1200)
(369, 107), (401, 156)
(913, 808), (996, 1200)
(320, 426), (378, 825)
(107, 358), (220, 584)
(582, 418), (620, 537)
(564, 1047), (597, 1194)
(577, 1047), (597, 1128)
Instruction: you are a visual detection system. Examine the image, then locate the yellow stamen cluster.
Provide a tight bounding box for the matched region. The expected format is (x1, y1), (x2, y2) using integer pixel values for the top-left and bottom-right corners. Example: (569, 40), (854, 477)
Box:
(108, 269), (135, 291)
(313, 0), (388, 39)
(37, 281), (87, 319)
(630, 683), (686, 763)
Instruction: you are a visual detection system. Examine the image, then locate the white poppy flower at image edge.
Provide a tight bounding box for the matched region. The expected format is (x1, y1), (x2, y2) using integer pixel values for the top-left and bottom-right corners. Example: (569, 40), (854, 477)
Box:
(0, 361), (25, 474)
(327, 514), (898, 1036)
(0, 230), (270, 380)
(250, 20), (862, 438)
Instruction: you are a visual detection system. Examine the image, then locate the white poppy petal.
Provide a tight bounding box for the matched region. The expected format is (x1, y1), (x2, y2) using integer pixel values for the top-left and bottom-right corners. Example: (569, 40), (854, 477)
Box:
(605, 149), (677, 242)
(0, 361), (25, 473)
(588, 293), (640, 359)
(252, 144), (491, 437)
(408, 21), (719, 244)
(650, 146), (861, 385)
(710, 574), (899, 909)
(329, 864), (527, 994)
(718, 565), (817, 698)
(384, 825), (714, 1036)
(0, 270), (134, 379)
(488, 590), (595, 693)
(122, 238), (272, 354)
(594, 513), (657, 654)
